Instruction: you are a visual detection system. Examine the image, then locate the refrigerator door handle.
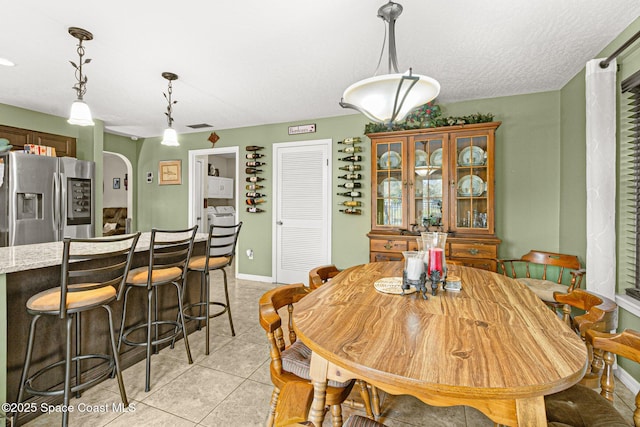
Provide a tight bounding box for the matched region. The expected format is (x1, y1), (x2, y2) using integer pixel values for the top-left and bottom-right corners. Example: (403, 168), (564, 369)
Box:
(59, 173), (66, 240)
(53, 172), (60, 240)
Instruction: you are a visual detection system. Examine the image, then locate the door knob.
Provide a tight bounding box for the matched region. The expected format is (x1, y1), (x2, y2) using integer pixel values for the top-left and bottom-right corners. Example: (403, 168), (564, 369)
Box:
(277, 221), (283, 225)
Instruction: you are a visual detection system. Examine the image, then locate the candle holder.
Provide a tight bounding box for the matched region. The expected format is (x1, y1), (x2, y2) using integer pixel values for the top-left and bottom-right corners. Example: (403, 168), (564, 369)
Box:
(402, 251), (429, 299)
(422, 232), (448, 295)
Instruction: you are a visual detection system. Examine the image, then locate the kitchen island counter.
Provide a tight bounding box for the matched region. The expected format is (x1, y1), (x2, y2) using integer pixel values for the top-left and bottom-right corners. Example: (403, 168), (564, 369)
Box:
(0, 232), (209, 274)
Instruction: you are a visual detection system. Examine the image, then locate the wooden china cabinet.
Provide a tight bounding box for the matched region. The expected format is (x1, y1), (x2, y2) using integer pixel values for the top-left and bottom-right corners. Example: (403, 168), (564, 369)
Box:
(367, 122), (501, 271)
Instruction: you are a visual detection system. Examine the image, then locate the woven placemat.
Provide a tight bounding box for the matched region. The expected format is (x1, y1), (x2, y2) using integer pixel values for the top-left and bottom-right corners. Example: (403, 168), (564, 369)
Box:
(374, 277), (417, 295)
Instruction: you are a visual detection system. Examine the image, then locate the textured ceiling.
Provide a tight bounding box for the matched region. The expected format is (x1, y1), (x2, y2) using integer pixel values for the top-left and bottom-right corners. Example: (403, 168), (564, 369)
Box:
(1, 1), (639, 139)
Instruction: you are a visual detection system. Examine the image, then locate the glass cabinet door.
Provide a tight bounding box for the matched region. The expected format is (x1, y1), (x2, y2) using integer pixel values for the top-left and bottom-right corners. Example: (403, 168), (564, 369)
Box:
(411, 136), (445, 229)
(374, 140), (405, 228)
(452, 134), (491, 233)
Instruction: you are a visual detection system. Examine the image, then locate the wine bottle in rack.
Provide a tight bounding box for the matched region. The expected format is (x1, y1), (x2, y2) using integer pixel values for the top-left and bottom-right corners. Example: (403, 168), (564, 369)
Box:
(338, 201), (362, 207)
(338, 146), (362, 153)
(338, 182), (361, 189)
(340, 208), (362, 215)
(338, 173), (362, 180)
(246, 161), (265, 167)
(246, 153), (265, 159)
(246, 198), (266, 205)
(338, 164), (362, 172)
(246, 176), (265, 183)
(246, 184), (264, 190)
(339, 155), (362, 162)
(245, 167), (263, 174)
(337, 191), (362, 197)
(246, 207), (265, 213)
(246, 192), (266, 198)
(246, 146), (264, 151)
(338, 137), (361, 145)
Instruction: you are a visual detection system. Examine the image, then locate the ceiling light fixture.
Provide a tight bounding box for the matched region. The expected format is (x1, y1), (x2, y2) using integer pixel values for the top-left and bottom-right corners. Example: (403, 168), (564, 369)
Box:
(67, 27), (95, 126)
(161, 72), (179, 146)
(339, 1), (440, 129)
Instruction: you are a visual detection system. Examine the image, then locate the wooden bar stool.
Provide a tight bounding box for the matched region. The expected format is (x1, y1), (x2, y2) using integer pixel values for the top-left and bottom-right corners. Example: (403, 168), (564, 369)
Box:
(181, 222), (242, 355)
(117, 227), (197, 392)
(14, 232), (141, 427)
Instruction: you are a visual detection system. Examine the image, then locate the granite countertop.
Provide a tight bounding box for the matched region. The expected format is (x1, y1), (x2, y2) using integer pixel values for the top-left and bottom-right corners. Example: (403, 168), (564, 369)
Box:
(0, 232), (209, 274)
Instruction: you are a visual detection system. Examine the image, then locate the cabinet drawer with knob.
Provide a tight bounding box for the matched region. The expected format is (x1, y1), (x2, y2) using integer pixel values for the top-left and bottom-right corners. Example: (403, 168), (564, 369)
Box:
(449, 243), (497, 259)
(370, 239), (407, 253)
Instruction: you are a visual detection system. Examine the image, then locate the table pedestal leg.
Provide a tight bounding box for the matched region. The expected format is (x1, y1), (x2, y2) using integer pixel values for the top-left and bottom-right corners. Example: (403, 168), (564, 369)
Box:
(515, 395), (547, 426)
(309, 353), (329, 426)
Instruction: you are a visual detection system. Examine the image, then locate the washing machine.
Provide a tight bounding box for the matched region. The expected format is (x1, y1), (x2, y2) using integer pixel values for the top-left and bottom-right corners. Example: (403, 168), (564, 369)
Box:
(206, 206), (236, 255)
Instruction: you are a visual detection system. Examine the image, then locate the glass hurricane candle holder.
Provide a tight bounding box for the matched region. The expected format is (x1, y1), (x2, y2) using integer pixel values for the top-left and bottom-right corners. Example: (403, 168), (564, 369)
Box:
(421, 232), (448, 295)
(402, 251), (428, 299)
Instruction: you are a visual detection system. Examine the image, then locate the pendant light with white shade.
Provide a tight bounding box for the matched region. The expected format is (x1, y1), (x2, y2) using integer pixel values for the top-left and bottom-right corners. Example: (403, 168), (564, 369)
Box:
(68, 27), (95, 126)
(339, 2), (440, 129)
(161, 72), (179, 146)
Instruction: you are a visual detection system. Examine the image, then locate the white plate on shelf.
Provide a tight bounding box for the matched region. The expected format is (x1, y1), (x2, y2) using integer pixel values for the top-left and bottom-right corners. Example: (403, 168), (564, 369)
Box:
(415, 150), (428, 167)
(378, 177), (402, 198)
(430, 148), (443, 167)
(379, 151), (402, 169)
(457, 175), (485, 197)
(458, 146), (486, 166)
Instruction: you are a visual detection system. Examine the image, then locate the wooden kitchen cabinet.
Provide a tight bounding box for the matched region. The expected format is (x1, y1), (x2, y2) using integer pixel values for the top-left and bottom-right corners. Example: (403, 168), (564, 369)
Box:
(0, 124), (76, 157)
(367, 122), (501, 270)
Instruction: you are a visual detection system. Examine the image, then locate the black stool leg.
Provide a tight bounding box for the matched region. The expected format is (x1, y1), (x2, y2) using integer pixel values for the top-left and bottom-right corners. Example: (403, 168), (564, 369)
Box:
(205, 271), (210, 355)
(174, 281), (193, 364)
(74, 313), (81, 399)
(117, 286), (133, 354)
(221, 268), (235, 336)
(104, 305), (128, 406)
(62, 315), (73, 427)
(145, 287), (153, 392)
(14, 314), (40, 427)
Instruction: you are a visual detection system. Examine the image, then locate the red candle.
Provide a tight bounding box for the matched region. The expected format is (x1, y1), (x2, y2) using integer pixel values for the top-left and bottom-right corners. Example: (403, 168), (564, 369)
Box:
(428, 248), (444, 274)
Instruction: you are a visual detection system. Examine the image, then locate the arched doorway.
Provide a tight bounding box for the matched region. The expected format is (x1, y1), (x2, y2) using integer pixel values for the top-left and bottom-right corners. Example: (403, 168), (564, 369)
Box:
(103, 151), (134, 233)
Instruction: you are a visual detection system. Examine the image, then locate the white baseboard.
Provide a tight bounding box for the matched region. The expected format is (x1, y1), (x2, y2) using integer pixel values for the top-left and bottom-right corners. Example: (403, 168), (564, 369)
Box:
(616, 365), (640, 395)
(237, 273), (273, 283)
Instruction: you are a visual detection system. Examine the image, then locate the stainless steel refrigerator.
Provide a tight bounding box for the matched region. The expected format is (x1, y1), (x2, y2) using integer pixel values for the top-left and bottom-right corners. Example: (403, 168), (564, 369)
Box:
(0, 151), (95, 246)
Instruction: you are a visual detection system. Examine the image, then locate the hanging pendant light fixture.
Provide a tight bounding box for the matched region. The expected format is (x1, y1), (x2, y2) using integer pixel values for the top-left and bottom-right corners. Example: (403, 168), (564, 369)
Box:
(67, 27), (95, 126)
(339, 2), (440, 129)
(161, 72), (179, 146)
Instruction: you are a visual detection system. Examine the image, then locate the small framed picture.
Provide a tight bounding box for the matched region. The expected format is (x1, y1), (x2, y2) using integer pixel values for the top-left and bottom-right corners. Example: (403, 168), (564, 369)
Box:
(113, 178), (121, 189)
(159, 160), (182, 185)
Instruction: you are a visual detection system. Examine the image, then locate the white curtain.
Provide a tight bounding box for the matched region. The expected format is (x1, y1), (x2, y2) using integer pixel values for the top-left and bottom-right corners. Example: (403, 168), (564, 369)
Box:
(585, 58), (617, 299)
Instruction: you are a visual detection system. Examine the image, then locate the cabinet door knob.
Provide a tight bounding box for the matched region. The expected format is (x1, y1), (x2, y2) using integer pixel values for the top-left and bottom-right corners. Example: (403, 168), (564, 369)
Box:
(384, 241), (393, 250)
(468, 248), (479, 255)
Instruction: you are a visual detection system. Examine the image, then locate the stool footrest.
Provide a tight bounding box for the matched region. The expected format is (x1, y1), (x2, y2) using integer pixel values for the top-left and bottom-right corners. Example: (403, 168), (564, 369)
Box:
(121, 320), (183, 347)
(183, 301), (229, 321)
(24, 354), (114, 397)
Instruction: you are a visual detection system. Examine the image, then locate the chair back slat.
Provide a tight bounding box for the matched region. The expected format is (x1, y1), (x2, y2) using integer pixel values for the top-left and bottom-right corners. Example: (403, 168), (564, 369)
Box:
(204, 222), (242, 267)
(145, 226), (198, 287)
(60, 232), (141, 318)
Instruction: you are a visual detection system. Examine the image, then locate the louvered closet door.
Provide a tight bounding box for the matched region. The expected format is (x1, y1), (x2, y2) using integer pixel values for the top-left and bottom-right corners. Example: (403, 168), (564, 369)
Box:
(275, 141), (330, 284)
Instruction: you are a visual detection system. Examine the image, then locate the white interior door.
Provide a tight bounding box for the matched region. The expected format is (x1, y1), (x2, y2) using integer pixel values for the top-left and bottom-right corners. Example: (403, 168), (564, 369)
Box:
(194, 158), (204, 231)
(274, 140), (331, 284)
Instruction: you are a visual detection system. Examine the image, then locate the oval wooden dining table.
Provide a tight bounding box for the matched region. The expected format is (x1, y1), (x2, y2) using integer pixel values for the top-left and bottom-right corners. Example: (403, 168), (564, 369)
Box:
(292, 262), (588, 426)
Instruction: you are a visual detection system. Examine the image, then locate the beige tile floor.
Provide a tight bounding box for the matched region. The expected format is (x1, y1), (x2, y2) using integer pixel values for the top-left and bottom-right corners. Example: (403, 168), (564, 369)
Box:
(23, 275), (637, 427)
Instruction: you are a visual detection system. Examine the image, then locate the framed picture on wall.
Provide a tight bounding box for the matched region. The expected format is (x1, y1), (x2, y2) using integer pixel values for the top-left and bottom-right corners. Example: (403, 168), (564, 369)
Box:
(159, 160), (182, 185)
(113, 178), (121, 189)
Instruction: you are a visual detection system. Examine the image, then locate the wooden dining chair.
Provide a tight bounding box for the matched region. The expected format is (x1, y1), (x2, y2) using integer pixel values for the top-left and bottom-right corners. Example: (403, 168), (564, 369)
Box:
(274, 381), (387, 427)
(259, 283), (360, 427)
(553, 289), (618, 386)
(497, 250), (585, 309)
(545, 329), (640, 426)
(308, 265), (381, 418)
